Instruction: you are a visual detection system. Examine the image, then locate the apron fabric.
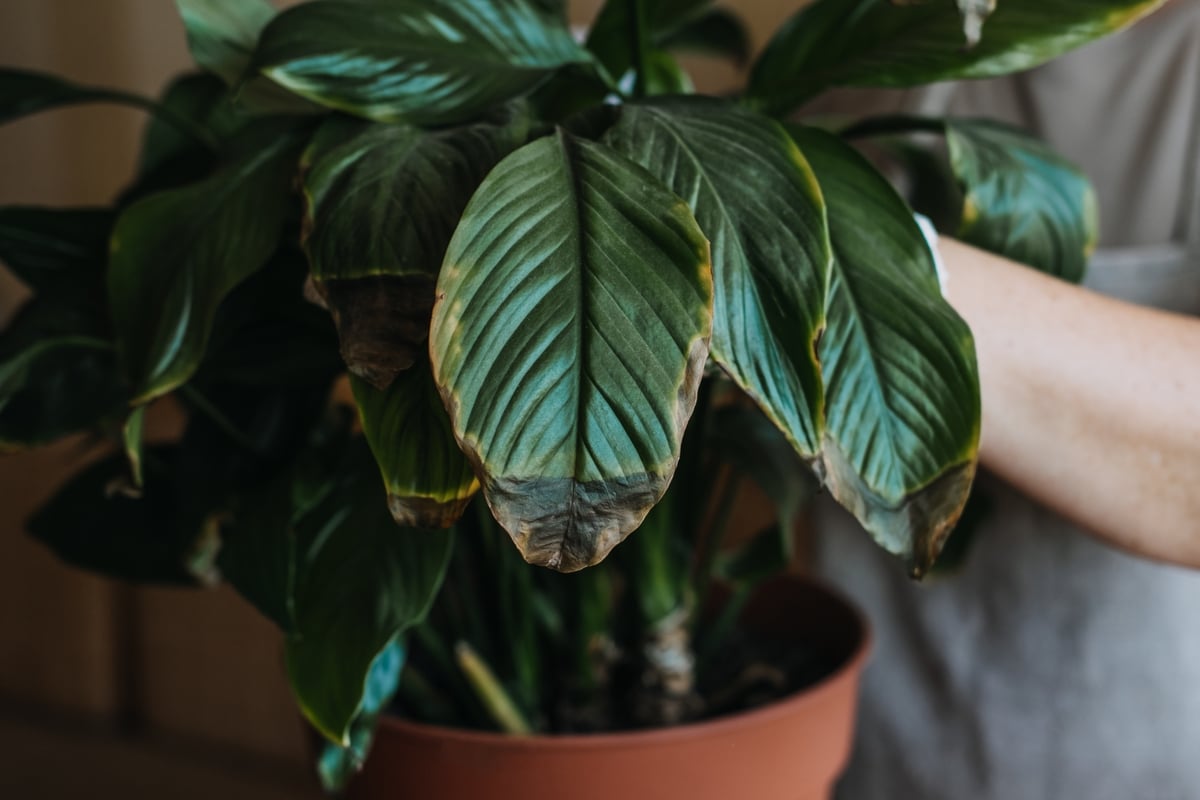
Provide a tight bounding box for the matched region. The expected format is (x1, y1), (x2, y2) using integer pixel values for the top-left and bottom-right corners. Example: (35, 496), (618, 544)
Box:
(814, 4), (1200, 798)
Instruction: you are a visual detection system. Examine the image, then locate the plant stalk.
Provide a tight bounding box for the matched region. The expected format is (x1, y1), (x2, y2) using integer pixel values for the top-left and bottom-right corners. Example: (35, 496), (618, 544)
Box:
(629, 0), (650, 98)
(455, 640), (533, 735)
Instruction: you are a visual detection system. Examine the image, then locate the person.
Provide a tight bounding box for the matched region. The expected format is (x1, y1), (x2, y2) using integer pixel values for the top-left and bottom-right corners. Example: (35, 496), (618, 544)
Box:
(813, 2), (1200, 797)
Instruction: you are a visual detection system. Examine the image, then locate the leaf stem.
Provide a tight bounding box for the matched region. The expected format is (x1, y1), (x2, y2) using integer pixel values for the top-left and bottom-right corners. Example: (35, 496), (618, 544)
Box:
(691, 466), (742, 622)
(630, 0), (651, 98)
(93, 88), (217, 150)
(455, 640), (533, 735)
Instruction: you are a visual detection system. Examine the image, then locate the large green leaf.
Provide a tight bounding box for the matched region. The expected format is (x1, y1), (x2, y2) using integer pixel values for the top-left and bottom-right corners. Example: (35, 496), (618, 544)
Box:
(285, 441), (455, 744)
(429, 131), (713, 572)
(604, 98), (829, 460)
(352, 370), (479, 528)
(748, 0), (1167, 115)
(658, 7), (751, 65)
(790, 126), (979, 576)
(176, 0), (276, 86)
(108, 122), (304, 403)
(301, 111), (528, 387)
(252, 0), (590, 125)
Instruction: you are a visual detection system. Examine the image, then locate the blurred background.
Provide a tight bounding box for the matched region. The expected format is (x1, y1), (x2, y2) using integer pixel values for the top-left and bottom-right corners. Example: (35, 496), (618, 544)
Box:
(0, 1), (792, 796)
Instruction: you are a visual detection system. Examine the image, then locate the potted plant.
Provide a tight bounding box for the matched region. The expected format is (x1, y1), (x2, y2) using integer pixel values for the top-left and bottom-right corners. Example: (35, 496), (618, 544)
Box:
(0, 0), (1156, 797)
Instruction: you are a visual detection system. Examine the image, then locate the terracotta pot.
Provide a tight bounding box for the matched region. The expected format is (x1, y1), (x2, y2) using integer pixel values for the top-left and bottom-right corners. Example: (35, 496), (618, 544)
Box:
(348, 575), (869, 800)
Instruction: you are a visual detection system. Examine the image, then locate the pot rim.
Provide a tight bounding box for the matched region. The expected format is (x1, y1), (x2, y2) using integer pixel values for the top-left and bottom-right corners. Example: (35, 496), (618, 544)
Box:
(377, 573), (871, 751)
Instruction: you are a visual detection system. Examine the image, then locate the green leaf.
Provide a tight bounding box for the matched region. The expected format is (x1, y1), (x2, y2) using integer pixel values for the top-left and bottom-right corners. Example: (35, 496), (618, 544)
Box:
(27, 449), (208, 585)
(176, 0), (276, 86)
(252, 0), (590, 125)
(0, 207), (112, 292)
(847, 115), (1097, 282)
(658, 7), (750, 65)
(352, 370), (479, 529)
(643, 51), (694, 96)
(790, 126), (979, 576)
(429, 130), (713, 572)
(301, 110), (529, 387)
(748, 0), (1167, 115)
(123, 406), (147, 488)
(947, 119), (1097, 282)
(0, 299), (125, 450)
(219, 472), (298, 633)
(108, 122), (305, 403)
(715, 522), (790, 585)
(285, 441), (455, 744)
(604, 98), (830, 461)
(317, 638), (406, 793)
(0, 68), (146, 125)
(585, 0), (712, 82)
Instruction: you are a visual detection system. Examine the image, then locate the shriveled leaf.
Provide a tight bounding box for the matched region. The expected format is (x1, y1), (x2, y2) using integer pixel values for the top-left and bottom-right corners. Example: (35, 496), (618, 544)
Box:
(253, 0), (590, 125)
(352, 370), (479, 529)
(0, 207), (112, 292)
(176, 0), (276, 86)
(285, 440), (455, 744)
(790, 126), (979, 576)
(430, 131), (713, 572)
(605, 98), (829, 461)
(108, 121), (305, 403)
(748, 0), (1167, 115)
(659, 7), (751, 65)
(301, 111), (528, 387)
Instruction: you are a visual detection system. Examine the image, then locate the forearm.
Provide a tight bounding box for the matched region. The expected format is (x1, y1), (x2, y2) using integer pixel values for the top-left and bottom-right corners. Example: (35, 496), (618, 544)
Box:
(939, 237), (1200, 568)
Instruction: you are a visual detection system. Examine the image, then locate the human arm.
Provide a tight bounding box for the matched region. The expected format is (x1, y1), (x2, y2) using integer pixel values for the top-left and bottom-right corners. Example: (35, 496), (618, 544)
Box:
(939, 237), (1200, 568)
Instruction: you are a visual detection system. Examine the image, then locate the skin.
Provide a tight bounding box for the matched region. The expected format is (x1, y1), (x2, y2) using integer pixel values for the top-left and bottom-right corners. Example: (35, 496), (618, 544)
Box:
(939, 236), (1200, 569)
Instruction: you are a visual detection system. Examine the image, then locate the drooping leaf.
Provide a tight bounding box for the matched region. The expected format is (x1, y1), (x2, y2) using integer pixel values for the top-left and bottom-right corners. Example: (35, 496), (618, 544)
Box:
(430, 130), (713, 572)
(252, 0), (591, 125)
(285, 439), (455, 744)
(317, 637), (406, 792)
(175, 0), (276, 86)
(0, 299), (125, 450)
(27, 448), (207, 585)
(846, 115), (1098, 282)
(108, 121), (305, 403)
(0, 68), (146, 125)
(658, 7), (751, 65)
(605, 98), (829, 461)
(352, 369), (479, 529)
(947, 119), (1097, 282)
(790, 126), (979, 576)
(0, 207), (112, 292)
(301, 110), (529, 387)
(748, 0), (1167, 115)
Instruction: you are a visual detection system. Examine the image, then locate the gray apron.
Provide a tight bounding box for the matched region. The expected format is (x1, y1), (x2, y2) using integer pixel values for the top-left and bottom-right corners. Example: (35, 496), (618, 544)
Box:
(815, 5), (1200, 798)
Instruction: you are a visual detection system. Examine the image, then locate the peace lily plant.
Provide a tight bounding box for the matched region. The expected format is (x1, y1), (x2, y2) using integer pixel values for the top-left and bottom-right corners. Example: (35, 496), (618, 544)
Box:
(0, 0), (1155, 789)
